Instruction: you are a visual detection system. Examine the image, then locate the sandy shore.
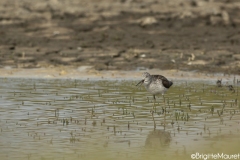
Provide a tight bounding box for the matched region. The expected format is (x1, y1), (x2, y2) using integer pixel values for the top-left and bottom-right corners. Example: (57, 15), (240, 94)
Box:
(0, 67), (236, 84)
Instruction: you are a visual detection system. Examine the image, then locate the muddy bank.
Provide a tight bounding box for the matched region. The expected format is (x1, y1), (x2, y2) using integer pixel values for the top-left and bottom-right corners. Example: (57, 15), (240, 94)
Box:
(0, 67), (237, 85)
(0, 0), (240, 74)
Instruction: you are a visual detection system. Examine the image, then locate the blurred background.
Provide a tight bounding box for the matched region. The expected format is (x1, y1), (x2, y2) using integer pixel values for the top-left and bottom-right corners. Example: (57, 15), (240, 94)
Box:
(0, 0), (240, 74)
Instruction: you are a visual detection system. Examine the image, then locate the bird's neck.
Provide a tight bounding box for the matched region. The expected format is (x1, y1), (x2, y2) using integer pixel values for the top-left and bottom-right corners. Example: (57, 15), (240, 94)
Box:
(144, 77), (152, 86)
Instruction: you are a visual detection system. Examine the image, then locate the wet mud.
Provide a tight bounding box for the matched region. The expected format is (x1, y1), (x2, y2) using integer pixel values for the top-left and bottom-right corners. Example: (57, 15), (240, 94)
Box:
(0, 0), (240, 74)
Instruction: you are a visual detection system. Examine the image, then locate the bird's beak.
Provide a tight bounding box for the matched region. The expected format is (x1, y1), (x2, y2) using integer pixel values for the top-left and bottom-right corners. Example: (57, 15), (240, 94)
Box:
(136, 80), (144, 86)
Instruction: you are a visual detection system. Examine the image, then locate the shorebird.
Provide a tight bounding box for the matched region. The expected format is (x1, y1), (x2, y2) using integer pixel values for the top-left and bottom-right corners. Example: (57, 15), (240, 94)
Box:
(228, 85), (235, 93)
(216, 79), (222, 87)
(136, 72), (173, 101)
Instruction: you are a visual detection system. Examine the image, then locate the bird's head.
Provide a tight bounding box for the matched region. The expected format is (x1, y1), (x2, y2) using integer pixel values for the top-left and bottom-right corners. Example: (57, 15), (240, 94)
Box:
(136, 72), (151, 86)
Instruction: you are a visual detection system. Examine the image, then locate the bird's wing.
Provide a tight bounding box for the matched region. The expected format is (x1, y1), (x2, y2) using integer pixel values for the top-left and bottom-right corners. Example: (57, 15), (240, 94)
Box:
(152, 75), (173, 89)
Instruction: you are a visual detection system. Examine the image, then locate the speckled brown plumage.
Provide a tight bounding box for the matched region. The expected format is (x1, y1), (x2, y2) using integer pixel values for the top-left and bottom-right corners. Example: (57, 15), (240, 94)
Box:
(151, 75), (173, 89)
(136, 72), (173, 101)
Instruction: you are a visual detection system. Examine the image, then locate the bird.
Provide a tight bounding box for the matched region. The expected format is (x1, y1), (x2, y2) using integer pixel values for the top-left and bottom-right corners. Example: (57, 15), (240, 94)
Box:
(228, 85), (235, 93)
(136, 72), (173, 101)
(216, 79), (222, 87)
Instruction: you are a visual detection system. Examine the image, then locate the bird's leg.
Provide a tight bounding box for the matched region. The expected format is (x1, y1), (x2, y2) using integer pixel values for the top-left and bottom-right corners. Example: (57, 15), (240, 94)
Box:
(162, 94), (166, 116)
(162, 94), (166, 110)
(162, 94), (165, 106)
(153, 95), (156, 112)
(153, 95), (156, 107)
(151, 96), (156, 130)
(151, 111), (156, 130)
(162, 94), (167, 130)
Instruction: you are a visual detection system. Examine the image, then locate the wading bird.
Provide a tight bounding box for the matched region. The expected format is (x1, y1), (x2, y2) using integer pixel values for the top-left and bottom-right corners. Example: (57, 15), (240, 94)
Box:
(136, 72), (173, 101)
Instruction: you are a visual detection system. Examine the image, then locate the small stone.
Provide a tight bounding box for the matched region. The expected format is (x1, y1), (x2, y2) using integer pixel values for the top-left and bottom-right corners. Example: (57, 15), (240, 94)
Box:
(77, 47), (83, 51)
(221, 11), (230, 25)
(233, 54), (240, 60)
(59, 70), (66, 75)
(139, 17), (158, 27)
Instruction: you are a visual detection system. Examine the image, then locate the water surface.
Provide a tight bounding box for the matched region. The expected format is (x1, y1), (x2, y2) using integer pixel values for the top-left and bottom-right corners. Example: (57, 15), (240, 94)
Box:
(0, 78), (239, 160)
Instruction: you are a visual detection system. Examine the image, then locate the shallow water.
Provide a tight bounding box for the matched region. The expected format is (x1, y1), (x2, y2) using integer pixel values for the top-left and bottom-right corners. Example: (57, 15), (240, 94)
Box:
(0, 78), (240, 160)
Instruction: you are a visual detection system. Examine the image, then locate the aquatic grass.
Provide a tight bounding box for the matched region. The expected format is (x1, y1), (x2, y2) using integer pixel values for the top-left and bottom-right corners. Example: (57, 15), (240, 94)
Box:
(0, 78), (239, 160)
